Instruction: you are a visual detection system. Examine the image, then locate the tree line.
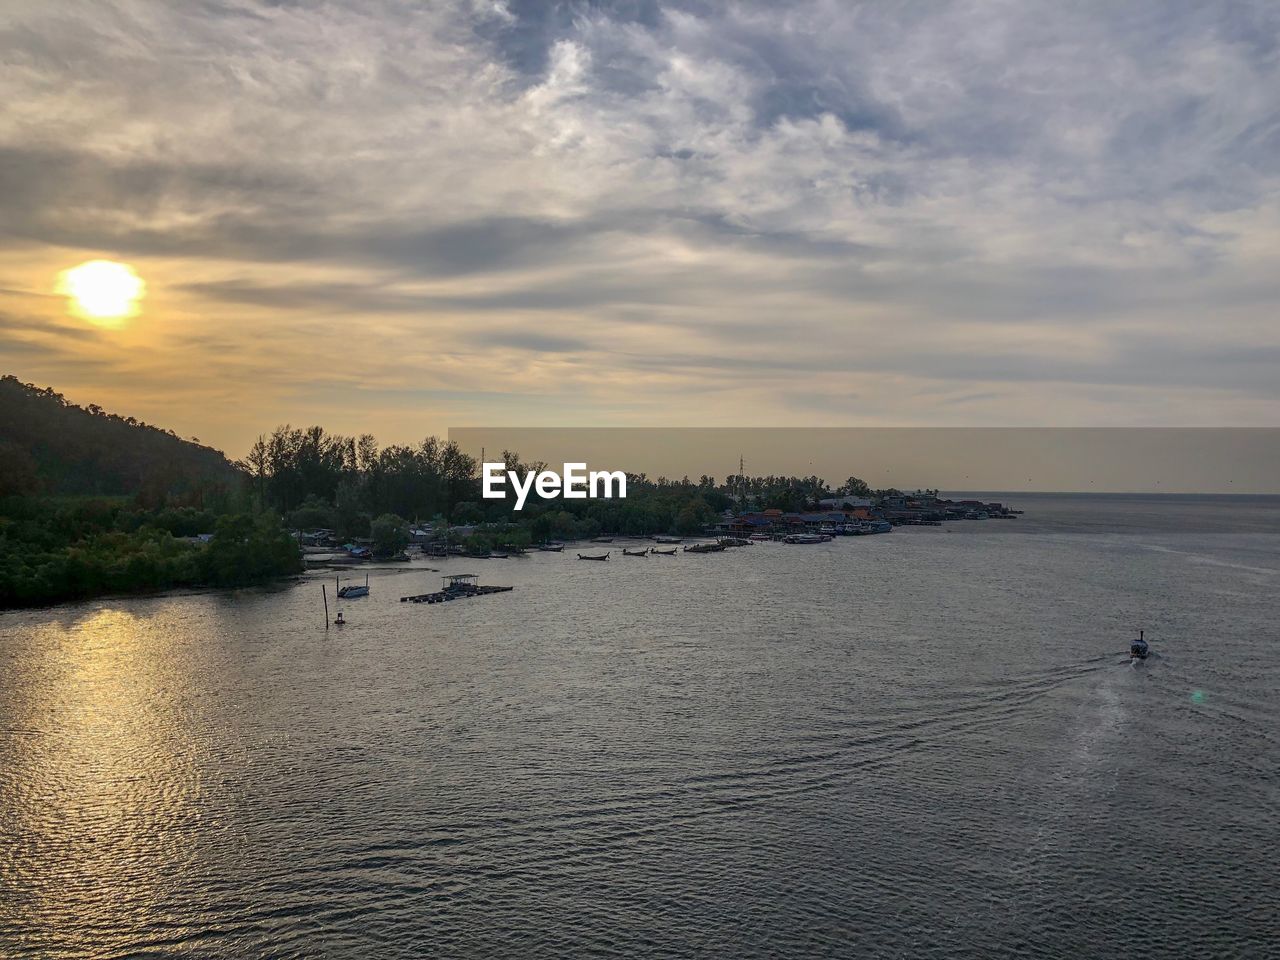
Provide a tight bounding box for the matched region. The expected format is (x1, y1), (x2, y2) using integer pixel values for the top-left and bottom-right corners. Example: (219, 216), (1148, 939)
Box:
(243, 424), (891, 553)
(0, 497), (301, 609)
(1, 374), (896, 608)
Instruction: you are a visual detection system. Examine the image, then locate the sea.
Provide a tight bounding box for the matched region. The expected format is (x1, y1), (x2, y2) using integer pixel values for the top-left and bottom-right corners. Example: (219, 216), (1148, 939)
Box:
(1, 494), (1277, 958)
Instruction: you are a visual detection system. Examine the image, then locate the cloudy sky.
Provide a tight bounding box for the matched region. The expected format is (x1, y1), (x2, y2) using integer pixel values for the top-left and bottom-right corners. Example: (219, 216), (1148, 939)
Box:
(2, 0), (1278, 457)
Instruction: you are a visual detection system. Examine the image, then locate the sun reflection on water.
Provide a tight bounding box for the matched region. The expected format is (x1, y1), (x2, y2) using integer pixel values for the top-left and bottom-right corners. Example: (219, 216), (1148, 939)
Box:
(0, 607), (204, 954)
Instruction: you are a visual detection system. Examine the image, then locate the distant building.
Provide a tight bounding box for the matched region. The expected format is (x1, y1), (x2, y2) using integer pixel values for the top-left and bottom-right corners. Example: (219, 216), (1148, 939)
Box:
(819, 496), (872, 510)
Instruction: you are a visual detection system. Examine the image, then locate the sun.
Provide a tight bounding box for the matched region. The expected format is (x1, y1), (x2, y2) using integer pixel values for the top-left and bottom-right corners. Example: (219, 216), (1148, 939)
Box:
(58, 260), (146, 326)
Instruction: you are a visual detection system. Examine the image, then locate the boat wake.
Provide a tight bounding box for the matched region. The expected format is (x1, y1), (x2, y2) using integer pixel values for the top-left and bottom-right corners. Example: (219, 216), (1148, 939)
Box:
(1131, 542), (1280, 578)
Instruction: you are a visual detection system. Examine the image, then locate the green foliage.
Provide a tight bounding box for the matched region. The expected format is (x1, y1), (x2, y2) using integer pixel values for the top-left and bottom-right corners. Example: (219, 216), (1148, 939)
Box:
(333, 477), (370, 541)
(287, 495), (337, 532)
(675, 503), (708, 535)
(252, 424), (476, 521)
(460, 524), (532, 554)
(496, 526), (531, 550)
(451, 501), (484, 525)
(369, 513), (410, 558)
(0, 498), (196, 607)
(0, 375), (240, 500)
(199, 513), (303, 587)
(0, 497), (300, 609)
(245, 426), (869, 543)
(0, 440), (40, 497)
(144, 506), (218, 537)
(0, 377), (904, 608)
(838, 476), (873, 497)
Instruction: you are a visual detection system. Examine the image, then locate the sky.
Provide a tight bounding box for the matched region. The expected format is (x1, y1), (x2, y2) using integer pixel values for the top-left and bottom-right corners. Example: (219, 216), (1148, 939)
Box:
(2, 0), (1279, 460)
(451, 428), (1280, 493)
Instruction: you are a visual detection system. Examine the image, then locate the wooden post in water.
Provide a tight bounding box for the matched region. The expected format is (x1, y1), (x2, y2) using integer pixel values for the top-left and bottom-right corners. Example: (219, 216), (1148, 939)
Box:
(322, 584), (330, 629)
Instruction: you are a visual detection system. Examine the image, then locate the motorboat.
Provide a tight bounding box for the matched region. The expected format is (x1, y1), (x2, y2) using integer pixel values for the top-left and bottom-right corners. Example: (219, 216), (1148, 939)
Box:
(337, 574), (369, 598)
(783, 533), (826, 544)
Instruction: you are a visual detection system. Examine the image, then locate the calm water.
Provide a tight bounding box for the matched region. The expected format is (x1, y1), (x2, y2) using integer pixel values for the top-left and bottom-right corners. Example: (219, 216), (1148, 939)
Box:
(2, 496), (1278, 958)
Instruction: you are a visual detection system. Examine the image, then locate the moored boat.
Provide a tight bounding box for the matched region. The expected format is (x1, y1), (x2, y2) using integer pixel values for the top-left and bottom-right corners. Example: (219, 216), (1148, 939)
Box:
(783, 533), (827, 544)
(336, 573), (370, 598)
(577, 552), (610, 561)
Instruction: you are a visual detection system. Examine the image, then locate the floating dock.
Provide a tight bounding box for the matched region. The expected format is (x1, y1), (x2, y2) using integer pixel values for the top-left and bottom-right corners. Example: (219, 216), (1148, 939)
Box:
(401, 573), (513, 604)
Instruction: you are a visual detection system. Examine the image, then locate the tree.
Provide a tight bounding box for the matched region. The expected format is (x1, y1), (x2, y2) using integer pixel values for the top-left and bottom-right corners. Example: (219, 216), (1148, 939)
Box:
(370, 513), (410, 558)
(674, 503), (706, 535)
(287, 496), (337, 531)
(0, 441), (40, 497)
(356, 434), (379, 473)
(243, 436), (269, 507)
(451, 501), (483, 525)
(200, 514), (302, 587)
(838, 476), (872, 498)
(333, 477), (369, 541)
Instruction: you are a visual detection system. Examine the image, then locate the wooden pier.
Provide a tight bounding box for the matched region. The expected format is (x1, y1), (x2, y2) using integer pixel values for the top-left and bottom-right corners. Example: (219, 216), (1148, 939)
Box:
(401, 573), (513, 604)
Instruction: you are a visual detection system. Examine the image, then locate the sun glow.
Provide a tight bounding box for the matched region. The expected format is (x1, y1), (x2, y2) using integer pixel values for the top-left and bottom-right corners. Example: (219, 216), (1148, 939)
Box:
(59, 260), (146, 326)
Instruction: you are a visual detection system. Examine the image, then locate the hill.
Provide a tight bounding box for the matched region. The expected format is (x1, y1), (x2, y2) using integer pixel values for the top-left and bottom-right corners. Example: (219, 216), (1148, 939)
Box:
(0, 375), (243, 499)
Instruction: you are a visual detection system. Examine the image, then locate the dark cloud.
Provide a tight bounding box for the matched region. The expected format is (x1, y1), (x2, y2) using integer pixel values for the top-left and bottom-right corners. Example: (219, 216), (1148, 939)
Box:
(0, 311), (93, 341)
(0, 145), (323, 256)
